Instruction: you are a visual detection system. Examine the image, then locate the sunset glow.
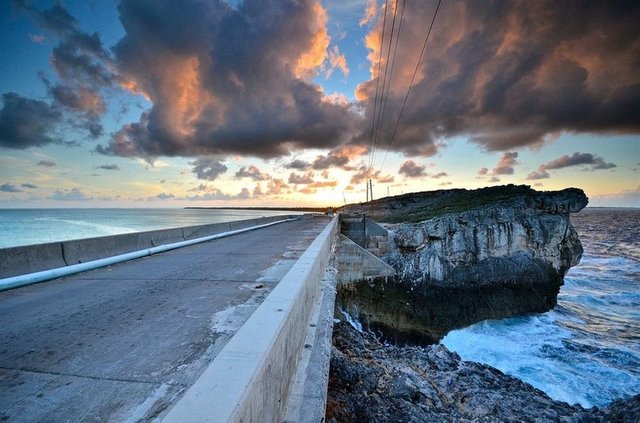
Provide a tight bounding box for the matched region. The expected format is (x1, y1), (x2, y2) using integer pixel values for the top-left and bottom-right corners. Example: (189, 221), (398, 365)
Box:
(0, 0), (638, 208)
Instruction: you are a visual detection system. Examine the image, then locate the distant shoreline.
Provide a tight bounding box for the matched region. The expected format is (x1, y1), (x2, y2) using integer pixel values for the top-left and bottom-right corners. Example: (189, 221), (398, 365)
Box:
(184, 206), (334, 213)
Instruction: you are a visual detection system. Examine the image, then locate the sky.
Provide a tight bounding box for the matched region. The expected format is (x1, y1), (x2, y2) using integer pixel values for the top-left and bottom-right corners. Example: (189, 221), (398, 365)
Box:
(0, 0), (638, 208)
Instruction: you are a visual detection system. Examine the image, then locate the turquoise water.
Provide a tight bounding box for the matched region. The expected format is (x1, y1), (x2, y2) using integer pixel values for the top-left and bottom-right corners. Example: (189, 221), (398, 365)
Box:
(0, 208), (298, 248)
(442, 208), (640, 408)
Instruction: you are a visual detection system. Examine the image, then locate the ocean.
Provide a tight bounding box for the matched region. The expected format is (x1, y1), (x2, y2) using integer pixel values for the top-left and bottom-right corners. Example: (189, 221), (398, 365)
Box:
(442, 208), (640, 408)
(0, 208), (299, 249)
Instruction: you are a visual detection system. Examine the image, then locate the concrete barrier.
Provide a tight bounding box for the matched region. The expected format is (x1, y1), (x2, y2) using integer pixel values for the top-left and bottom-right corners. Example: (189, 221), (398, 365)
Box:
(163, 215), (339, 423)
(0, 215), (295, 279)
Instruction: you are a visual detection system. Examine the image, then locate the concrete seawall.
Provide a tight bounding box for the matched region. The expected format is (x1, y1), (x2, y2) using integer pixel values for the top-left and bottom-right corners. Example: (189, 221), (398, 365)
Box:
(0, 215), (296, 279)
(163, 215), (339, 422)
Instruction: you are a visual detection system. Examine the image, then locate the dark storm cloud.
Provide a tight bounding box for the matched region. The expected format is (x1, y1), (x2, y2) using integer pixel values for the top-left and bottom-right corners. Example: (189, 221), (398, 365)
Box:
(357, 0), (640, 156)
(0, 93), (62, 149)
(98, 0), (358, 160)
(190, 157), (228, 181)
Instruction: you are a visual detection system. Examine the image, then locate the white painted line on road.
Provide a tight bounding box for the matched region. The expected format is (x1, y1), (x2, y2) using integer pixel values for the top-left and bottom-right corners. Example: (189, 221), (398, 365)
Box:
(0, 218), (298, 292)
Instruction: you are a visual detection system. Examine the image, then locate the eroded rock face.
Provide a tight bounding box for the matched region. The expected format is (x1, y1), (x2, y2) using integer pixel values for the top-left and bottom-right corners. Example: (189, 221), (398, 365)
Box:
(388, 195), (585, 289)
(326, 322), (640, 423)
(337, 186), (588, 343)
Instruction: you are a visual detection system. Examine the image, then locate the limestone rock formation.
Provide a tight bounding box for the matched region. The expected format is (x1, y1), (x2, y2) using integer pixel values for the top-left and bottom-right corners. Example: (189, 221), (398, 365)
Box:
(326, 322), (640, 423)
(337, 185), (589, 343)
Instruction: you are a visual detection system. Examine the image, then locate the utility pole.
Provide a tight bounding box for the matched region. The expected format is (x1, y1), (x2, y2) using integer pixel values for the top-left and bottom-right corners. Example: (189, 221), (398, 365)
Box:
(369, 179), (374, 202)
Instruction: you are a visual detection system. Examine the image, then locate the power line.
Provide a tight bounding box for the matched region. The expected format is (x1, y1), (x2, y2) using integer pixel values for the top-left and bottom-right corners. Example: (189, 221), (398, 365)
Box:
(371, 0), (406, 171)
(379, 0), (442, 173)
(368, 0), (391, 171)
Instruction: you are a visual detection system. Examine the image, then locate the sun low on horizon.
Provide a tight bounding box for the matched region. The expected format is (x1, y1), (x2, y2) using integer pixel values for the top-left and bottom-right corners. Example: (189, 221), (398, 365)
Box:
(0, 0), (638, 209)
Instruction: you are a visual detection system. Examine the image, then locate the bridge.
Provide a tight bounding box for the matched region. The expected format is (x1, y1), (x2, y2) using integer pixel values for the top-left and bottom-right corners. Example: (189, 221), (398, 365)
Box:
(0, 214), (393, 422)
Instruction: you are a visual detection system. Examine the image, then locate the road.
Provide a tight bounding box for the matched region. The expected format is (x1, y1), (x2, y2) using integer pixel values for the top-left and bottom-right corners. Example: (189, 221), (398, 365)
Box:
(0, 216), (329, 422)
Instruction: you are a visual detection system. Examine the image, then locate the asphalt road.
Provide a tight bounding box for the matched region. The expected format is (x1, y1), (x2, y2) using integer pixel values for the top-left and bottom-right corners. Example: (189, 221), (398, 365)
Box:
(0, 216), (329, 422)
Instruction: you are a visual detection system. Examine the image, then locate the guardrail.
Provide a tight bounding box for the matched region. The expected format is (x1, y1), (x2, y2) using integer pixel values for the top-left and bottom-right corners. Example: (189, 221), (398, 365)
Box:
(163, 215), (339, 422)
(0, 215), (297, 290)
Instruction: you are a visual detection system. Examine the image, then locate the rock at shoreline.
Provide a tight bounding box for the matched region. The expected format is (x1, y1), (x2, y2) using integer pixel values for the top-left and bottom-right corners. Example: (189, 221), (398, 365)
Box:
(337, 185), (589, 343)
(326, 322), (640, 422)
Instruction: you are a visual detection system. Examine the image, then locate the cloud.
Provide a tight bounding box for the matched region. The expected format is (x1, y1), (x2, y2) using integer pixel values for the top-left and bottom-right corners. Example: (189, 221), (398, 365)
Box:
(590, 186), (640, 207)
(12, 1), (114, 142)
(185, 186), (251, 201)
(235, 165), (270, 181)
(49, 187), (90, 201)
(492, 152), (518, 175)
(49, 84), (106, 117)
(284, 159), (311, 170)
(96, 0), (358, 160)
(0, 93), (62, 149)
(399, 160), (426, 178)
(360, 0), (378, 26)
(312, 145), (366, 170)
(21, 183), (38, 189)
(325, 45), (349, 78)
(431, 172), (448, 179)
(37, 160), (56, 167)
(1, 183), (21, 193)
(543, 152), (616, 170)
(190, 157), (228, 181)
(525, 166), (551, 180)
(253, 178), (291, 197)
(96, 164), (120, 171)
(289, 171), (315, 184)
(153, 193), (175, 200)
(356, 1), (640, 156)
(526, 151), (616, 180)
(350, 165), (394, 185)
(477, 167), (489, 176)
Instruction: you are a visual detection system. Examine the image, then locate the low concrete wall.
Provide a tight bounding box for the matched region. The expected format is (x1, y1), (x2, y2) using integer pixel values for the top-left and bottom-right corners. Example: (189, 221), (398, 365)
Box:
(0, 215), (295, 278)
(336, 234), (395, 284)
(163, 216), (339, 423)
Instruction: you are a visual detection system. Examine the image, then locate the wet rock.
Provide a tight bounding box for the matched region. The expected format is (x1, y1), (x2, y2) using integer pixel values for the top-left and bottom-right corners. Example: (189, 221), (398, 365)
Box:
(326, 322), (640, 422)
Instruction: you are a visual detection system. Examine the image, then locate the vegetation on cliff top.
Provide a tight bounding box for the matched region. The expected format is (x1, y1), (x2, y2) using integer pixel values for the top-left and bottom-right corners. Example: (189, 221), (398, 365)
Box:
(339, 185), (586, 223)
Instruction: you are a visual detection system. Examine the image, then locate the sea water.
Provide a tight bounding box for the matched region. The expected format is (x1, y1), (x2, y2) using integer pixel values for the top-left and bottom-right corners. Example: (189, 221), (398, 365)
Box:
(442, 208), (640, 408)
(0, 208), (298, 248)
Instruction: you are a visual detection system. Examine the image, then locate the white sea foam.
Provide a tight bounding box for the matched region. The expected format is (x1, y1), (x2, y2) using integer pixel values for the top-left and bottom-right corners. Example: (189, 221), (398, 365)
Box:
(443, 209), (640, 408)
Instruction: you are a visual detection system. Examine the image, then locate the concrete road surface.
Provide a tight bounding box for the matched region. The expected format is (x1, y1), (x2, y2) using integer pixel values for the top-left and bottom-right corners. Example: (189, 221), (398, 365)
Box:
(0, 216), (329, 422)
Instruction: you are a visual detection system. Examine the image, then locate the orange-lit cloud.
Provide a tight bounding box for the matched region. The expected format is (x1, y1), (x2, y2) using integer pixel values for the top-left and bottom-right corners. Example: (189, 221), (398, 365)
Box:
(294, 2), (330, 79)
(360, 0), (377, 27)
(97, 0), (358, 160)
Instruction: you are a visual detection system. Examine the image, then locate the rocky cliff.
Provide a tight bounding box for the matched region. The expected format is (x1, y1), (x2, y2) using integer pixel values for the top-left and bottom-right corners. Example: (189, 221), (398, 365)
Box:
(337, 185), (588, 343)
(327, 322), (640, 422)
